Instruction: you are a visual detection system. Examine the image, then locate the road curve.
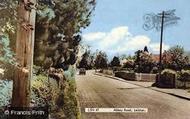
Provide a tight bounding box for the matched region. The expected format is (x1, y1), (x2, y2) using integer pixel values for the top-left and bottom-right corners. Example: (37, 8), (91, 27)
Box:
(76, 70), (190, 119)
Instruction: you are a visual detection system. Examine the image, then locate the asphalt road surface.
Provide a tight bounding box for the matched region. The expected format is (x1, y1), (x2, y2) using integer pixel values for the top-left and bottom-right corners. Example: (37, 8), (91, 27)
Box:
(76, 70), (190, 119)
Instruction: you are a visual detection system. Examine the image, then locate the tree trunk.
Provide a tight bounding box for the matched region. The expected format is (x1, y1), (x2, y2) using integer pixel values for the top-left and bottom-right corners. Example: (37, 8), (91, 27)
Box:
(12, 0), (36, 107)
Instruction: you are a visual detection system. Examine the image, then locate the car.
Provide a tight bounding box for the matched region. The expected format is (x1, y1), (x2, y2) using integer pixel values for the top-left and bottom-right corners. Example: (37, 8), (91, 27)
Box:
(79, 68), (86, 75)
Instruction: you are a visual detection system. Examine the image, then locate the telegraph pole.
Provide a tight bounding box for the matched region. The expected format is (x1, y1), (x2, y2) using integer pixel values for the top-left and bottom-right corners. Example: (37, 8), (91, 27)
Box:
(158, 11), (165, 83)
(12, 0), (36, 107)
(143, 9), (180, 84)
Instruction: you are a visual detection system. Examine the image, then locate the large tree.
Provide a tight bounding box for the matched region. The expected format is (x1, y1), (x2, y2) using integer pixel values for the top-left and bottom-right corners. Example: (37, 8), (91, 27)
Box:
(94, 51), (108, 69)
(34, 0), (96, 71)
(134, 50), (154, 73)
(78, 49), (95, 69)
(162, 45), (189, 70)
(110, 56), (120, 67)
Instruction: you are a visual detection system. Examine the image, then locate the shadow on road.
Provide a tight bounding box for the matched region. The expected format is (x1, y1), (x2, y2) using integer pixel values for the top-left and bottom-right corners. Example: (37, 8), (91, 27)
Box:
(117, 86), (152, 90)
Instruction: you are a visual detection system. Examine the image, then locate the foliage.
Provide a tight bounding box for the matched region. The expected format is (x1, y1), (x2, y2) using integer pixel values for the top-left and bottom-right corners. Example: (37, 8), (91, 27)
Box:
(143, 46), (149, 52)
(64, 65), (76, 80)
(31, 72), (79, 118)
(151, 66), (159, 74)
(62, 79), (79, 119)
(162, 45), (189, 70)
(0, 35), (15, 65)
(110, 56), (120, 67)
(121, 55), (135, 69)
(0, 0), (18, 51)
(134, 50), (154, 73)
(78, 50), (94, 69)
(161, 69), (177, 75)
(0, 0), (96, 70)
(34, 0), (96, 71)
(0, 80), (12, 107)
(177, 70), (190, 82)
(0, 34), (16, 80)
(31, 74), (54, 107)
(159, 69), (177, 88)
(0, 1), (19, 80)
(123, 60), (135, 69)
(0, 80), (12, 119)
(94, 51), (108, 69)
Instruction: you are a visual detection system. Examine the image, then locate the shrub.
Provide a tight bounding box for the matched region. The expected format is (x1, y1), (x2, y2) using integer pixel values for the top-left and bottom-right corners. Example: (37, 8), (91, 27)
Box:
(160, 69), (177, 88)
(31, 74), (55, 107)
(161, 69), (177, 75)
(0, 80), (12, 107)
(177, 70), (190, 82)
(115, 71), (136, 81)
(151, 66), (159, 74)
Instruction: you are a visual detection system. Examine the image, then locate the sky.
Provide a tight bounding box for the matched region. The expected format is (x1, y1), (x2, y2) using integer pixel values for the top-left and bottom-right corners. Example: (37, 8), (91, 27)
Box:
(81, 0), (190, 58)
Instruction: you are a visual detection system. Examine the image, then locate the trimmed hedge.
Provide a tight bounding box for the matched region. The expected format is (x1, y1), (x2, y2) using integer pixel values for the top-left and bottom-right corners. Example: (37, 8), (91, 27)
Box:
(159, 69), (177, 88)
(115, 71), (136, 81)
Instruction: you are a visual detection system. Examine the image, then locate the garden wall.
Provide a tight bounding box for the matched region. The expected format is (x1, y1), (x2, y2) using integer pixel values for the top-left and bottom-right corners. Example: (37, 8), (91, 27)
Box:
(114, 71), (156, 82)
(136, 73), (156, 82)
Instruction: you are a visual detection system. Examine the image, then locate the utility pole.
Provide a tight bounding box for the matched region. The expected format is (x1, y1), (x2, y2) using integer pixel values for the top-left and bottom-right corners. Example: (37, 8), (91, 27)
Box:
(12, 0), (36, 107)
(158, 11), (165, 83)
(143, 9), (180, 85)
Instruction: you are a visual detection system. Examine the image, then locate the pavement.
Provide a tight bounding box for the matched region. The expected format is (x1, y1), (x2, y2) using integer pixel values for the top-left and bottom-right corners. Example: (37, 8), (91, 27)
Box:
(96, 72), (190, 101)
(76, 70), (190, 119)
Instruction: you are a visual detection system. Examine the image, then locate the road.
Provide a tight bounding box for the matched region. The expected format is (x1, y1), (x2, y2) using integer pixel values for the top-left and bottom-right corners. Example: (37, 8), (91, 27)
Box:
(76, 70), (190, 119)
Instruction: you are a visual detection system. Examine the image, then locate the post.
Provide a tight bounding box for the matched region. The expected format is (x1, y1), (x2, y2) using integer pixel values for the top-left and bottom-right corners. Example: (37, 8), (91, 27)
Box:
(12, 0), (36, 107)
(158, 11), (165, 83)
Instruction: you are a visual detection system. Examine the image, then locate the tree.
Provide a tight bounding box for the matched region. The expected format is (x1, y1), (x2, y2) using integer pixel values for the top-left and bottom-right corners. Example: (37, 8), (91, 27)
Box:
(123, 60), (135, 69)
(144, 46), (149, 53)
(121, 55), (135, 69)
(162, 45), (189, 70)
(134, 50), (154, 73)
(0, 0), (96, 107)
(78, 52), (89, 69)
(94, 51), (108, 69)
(110, 56), (120, 67)
(0, 0), (96, 105)
(34, 0), (96, 71)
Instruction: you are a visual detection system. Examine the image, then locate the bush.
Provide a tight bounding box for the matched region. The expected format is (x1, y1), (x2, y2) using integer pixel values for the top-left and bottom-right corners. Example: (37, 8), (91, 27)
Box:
(161, 69), (177, 75)
(151, 66), (159, 74)
(0, 80), (12, 107)
(115, 71), (136, 81)
(159, 69), (177, 88)
(31, 74), (55, 107)
(177, 70), (190, 82)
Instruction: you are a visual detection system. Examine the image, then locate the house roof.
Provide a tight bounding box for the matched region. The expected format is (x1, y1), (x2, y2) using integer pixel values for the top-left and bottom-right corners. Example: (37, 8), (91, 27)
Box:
(152, 54), (160, 63)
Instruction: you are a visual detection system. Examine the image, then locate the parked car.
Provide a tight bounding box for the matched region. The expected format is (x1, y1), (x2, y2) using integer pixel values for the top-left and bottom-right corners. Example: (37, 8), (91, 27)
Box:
(79, 68), (86, 75)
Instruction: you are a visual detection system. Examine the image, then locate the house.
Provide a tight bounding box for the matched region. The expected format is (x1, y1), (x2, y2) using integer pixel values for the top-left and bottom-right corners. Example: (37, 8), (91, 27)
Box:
(152, 54), (160, 63)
